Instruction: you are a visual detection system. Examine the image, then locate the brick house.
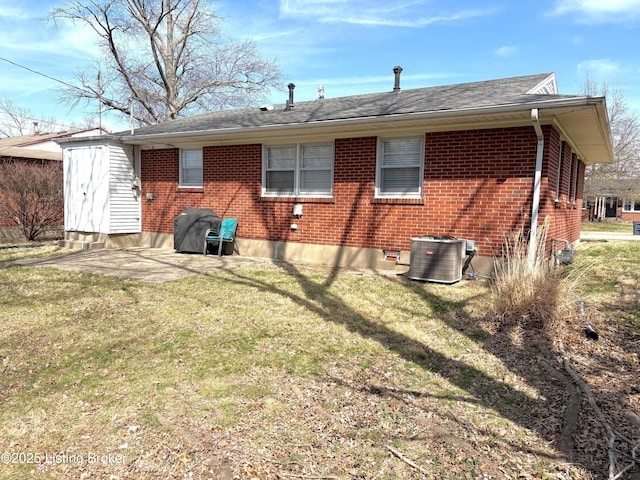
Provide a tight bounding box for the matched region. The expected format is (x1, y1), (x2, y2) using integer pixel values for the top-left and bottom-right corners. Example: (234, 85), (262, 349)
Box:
(583, 180), (640, 222)
(57, 71), (613, 273)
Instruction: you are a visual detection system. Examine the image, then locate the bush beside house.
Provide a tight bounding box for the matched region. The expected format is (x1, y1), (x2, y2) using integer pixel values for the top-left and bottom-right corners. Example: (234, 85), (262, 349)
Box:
(0, 129), (107, 241)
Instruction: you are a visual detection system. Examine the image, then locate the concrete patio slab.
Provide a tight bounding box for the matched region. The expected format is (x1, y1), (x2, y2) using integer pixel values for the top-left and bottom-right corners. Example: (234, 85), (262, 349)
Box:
(15, 248), (275, 283)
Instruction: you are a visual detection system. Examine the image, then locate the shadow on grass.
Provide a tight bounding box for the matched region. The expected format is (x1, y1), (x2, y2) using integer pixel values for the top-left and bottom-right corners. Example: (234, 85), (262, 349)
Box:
(213, 262), (561, 451)
(5, 244), (617, 467)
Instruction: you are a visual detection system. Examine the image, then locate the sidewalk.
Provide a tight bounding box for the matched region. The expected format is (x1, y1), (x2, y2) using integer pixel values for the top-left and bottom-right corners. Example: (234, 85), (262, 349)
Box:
(580, 231), (640, 241)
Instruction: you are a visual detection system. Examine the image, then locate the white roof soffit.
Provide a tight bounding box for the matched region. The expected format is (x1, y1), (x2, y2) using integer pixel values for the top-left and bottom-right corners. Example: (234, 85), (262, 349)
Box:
(121, 96), (613, 165)
(542, 97), (613, 165)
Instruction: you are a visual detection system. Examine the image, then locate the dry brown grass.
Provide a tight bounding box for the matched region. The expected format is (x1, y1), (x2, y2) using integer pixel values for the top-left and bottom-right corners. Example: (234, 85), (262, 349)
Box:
(0, 240), (638, 479)
(490, 218), (584, 339)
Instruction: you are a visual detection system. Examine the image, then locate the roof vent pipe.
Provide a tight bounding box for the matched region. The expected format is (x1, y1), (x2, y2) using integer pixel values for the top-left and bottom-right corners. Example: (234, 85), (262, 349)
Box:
(393, 66), (403, 93)
(286, 83), (295, 110)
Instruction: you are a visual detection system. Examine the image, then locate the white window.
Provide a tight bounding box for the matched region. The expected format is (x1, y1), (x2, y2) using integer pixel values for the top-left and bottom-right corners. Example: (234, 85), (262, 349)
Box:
(263, 143), (333, 196)
(623, 199), (640, 212)
(180, 149), (203, 187)
(376, 137), (424, 198)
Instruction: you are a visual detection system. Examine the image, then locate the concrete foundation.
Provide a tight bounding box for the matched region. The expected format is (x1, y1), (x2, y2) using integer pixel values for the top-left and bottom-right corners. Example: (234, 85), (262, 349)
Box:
(60, 230), (496, 277)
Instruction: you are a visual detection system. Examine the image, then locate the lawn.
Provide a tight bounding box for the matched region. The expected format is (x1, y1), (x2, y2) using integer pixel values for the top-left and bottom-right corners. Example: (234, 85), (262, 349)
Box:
(581, 220), (638, 234)
(1, 241), (638, 479)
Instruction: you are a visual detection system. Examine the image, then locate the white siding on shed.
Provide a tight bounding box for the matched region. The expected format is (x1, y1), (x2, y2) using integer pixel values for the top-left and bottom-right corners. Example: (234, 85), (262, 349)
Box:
(63, 141), (141, 235)
(109, 144), (141, 233)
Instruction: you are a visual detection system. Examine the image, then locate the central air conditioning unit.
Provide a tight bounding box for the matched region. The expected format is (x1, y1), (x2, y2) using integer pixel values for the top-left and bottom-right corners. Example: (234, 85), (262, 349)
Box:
(407, 236), (466, 283)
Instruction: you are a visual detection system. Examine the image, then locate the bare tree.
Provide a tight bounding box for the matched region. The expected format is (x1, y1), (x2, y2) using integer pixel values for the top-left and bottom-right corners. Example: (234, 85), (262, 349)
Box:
(583, 76), (640, 202)
(0, 160), (64, 241)
(0, 99), (63, 137)
(49, 0), (282, 126)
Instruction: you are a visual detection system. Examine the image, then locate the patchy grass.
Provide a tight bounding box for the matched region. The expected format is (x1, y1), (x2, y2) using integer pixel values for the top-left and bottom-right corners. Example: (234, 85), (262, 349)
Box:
(581, 220), (637, 234)
(574, 240), (640, 333)
(0, 241), (638, 479)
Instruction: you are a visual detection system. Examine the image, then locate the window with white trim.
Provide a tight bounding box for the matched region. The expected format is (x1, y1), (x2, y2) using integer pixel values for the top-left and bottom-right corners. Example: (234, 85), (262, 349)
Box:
(180, 149), (203, 187)
(263, 143), (333, 196)
(623, 199), (640, 212)
(376, 137), (424, 198)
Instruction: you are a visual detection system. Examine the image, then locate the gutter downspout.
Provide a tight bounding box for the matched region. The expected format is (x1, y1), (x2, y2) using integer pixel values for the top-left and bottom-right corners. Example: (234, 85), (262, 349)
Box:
(529, 108), (544, 270)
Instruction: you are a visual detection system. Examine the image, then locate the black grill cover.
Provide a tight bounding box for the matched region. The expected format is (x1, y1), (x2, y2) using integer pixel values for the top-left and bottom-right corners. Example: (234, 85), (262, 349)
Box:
(173, 208), (221, 253)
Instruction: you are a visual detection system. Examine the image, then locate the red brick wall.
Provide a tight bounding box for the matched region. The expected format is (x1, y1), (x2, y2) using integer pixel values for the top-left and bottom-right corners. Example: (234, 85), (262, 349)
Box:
(621, 211), (640, 222)
(423, 127), (537, 256)
(0, 199), (13, 228)
(140, 125), (585, 257)
(541, 128), (584, 250)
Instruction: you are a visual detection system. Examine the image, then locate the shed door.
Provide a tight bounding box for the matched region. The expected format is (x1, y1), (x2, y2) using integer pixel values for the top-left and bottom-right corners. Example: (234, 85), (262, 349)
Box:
(64, 146), (109, 232)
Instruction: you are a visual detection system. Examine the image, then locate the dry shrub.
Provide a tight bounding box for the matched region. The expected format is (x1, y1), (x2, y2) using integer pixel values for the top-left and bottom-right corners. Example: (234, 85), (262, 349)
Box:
(491, 218), (582, 339)
(0, 159), (63, 240)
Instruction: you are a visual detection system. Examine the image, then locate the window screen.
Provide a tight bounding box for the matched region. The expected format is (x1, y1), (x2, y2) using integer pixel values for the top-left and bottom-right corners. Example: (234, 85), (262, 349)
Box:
(264, 143), (333, 196)
(180, 149), (203, 187)
(378, 137), (423, 196)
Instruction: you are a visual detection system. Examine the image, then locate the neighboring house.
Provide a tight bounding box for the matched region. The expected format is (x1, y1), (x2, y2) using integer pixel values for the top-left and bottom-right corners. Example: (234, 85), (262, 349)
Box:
(0, 129), (108, 237)
(56, 71), (613, 273)
(584, 180), (640, 222)
(621, 198), (640, 222)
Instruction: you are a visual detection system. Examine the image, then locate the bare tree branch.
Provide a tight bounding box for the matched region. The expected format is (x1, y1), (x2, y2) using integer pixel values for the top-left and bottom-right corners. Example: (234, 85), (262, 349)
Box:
(560, 349), (640, 479)
(583, 76), (640, 203)
(0, 99), (70, 137)
(48, 0), (282, 125)
(0, 160), (64, 240)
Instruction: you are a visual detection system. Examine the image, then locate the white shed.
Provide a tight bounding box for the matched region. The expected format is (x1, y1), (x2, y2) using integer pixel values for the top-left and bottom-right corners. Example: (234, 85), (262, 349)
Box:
(59, 138), (141, 249)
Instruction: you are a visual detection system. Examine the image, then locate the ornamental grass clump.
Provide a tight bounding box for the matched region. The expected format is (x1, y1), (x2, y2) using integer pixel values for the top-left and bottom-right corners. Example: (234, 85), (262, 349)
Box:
(491, 218), (580, 337)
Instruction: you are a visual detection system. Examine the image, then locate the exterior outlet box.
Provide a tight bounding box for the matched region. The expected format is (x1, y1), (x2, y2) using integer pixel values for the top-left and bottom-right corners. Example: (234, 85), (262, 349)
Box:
(465, 239), (476, 253)
(293, 204), (303, 217)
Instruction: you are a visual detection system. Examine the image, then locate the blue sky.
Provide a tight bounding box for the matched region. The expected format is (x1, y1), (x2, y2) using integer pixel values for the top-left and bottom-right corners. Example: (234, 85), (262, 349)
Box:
(1, 0), (639, 133)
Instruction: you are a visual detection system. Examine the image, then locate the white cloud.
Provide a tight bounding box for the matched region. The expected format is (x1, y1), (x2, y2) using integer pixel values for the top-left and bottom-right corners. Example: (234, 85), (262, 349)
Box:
(577, 59), (621, 77)
(552, 0), (640, 22)
(495, 46), (518, 57)
(279, 0), (494, 27)
(0, 3), (40, 21)
(0, 6), (99, 60)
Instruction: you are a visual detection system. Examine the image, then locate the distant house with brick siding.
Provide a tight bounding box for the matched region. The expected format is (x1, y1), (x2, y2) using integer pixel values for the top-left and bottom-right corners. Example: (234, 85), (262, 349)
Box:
(584, 180), (640, 222)
(56, 71), (613, 273)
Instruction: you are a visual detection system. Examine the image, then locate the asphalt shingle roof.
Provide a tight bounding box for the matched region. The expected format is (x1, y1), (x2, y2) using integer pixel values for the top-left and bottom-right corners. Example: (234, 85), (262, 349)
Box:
(121, 73), (573, 137)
